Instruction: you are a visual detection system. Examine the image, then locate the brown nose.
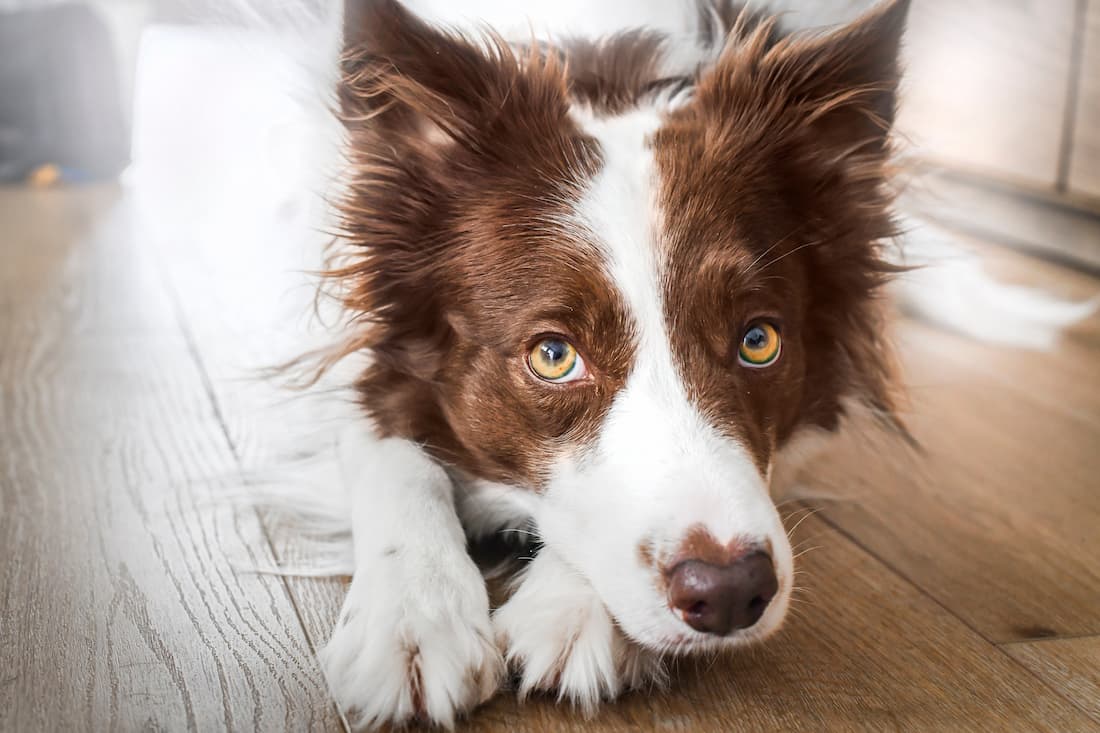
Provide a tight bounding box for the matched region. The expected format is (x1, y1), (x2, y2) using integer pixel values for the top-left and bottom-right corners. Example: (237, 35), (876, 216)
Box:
(667, 552), (778, 635)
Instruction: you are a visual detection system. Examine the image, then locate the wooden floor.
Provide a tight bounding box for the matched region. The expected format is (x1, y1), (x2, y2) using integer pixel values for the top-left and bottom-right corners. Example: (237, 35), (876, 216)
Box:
(2, 183), (1099, 732)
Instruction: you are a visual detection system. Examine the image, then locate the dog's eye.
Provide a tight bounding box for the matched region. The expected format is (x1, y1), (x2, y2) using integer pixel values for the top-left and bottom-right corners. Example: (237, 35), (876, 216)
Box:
(738, 322), (781, 367)
(528, 338), (587, 383)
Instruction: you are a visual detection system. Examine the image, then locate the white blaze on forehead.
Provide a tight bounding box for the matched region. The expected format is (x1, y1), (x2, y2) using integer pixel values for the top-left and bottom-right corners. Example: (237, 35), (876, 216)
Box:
(568, 105), (774, 527)
(569, 106), (666, 354)
(571, 107), (695, 447)
(542, 105), (792, 647)
(570, 106), (726, 461)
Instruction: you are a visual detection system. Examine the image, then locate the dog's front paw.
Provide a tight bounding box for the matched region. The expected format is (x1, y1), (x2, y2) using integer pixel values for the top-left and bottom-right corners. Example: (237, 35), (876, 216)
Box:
(322, 563), (504, 729)
(493, 554), (665, 712)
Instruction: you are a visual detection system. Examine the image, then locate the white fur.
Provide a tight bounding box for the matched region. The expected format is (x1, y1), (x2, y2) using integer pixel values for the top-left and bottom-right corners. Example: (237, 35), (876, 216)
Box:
(533, 107), (793, 654)
(493, 547), (666, 712)
(895, 218), (1098, 349)
(769, 424), (835, 498)
(320, 427), (504, 728)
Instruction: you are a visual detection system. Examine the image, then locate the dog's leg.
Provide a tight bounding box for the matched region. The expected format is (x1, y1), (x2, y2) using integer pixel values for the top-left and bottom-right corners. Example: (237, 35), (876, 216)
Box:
(493, 546), (666, 712)
(320, 427), (504, 729)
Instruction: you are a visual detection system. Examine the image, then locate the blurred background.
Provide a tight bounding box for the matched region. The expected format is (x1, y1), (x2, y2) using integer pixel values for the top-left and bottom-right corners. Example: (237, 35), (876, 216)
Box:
(2, 0), (1098, 266)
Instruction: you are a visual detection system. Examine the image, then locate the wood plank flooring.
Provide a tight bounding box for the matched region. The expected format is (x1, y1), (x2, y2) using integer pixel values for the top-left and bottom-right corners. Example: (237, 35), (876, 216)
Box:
(0, 187), (342, 731)
(1, 184), (1099, 731)
(1007, 637), (1100, 726)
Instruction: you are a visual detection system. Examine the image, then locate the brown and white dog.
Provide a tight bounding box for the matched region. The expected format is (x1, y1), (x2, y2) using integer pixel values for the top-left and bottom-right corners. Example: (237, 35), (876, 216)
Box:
(235, 0), (1089, 728)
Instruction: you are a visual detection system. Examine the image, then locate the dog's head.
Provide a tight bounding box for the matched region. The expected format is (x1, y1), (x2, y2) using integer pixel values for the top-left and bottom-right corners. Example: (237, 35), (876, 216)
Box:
(333, 0), (907, 653)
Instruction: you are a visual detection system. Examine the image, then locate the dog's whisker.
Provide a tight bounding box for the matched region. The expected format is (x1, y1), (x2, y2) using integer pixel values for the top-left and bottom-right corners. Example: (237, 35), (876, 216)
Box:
(785, 506), (823, 538)
(791, 534), (824, 550)
(756, 239), (826, 273)
(792, 545), (823, 560)
(497, 528), (539, 537)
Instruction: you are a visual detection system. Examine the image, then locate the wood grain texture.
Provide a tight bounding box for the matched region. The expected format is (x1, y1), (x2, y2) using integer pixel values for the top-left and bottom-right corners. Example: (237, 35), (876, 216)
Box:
(0, 187), (341, 731)
(1070, 0), (1100, 198)
(132, 162), (352, 666)
(794, 249), (1100, 644)
(139, 170), (1100, 729)
(4, 184), (1100, 731)
(898, 0), (1076, 188)
(454, 515), (1095, 732)
(1006, 637), (1100, 725)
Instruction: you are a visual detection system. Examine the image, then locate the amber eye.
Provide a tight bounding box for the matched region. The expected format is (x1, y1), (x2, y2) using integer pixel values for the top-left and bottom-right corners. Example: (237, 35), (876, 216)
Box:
(528, 337), (587, 383)
(738, 322), (781, 367)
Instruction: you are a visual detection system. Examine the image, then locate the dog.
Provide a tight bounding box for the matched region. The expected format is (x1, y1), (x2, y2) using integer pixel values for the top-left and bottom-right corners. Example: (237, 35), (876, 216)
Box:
(230, 0), (1090, 728)
(304, 0), (907, 726)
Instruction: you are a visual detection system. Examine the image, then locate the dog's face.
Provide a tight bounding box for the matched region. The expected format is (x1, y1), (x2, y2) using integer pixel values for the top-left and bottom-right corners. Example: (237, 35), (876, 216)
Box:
(335, 0), (906, 652)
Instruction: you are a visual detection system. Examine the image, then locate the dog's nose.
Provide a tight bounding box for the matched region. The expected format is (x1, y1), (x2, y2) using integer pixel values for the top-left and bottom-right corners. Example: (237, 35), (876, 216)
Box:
(667, 552), (778, 635)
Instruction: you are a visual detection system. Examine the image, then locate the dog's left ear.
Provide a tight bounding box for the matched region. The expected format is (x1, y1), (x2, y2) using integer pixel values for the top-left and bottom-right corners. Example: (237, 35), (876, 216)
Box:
(692, 0), (912, 440)
(339, 0), (574, 157)
(697, 0), (909, 177)
(780, 0), (910, 164)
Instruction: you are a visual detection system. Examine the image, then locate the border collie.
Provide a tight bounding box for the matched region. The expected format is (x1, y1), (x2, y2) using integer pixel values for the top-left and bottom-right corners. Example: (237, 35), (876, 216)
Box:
(239, 0), (1090, 727)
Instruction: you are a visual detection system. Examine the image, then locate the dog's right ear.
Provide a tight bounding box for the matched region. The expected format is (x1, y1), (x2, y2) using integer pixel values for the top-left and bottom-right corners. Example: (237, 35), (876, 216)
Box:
(340, 0), (533, 150)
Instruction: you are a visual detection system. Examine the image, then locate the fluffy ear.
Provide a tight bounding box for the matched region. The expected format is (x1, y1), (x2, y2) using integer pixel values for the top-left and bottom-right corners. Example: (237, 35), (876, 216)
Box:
(697, 0), (909, 170)
(774, 0), (909, 159)
(340, 0), (568, 151)
(690, 0), (912, 440)
(792, 0), (911, 440)
(340, 0), (488, 143)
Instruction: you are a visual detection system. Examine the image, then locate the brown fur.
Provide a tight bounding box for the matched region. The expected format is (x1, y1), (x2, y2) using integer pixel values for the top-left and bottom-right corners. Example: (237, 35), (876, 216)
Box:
(555, 30), (674, 115)
(667, 525), (751, 571)
(655, 0), (910, 469)
(325, 0), (910, 490)
(542, 2), (775, 117)
(333, 0), (634, 485)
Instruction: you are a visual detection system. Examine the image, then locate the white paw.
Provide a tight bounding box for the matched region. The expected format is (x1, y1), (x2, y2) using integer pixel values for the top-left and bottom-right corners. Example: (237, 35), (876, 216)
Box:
(321, 557), (505, 729)
(493, 553), (666, 712)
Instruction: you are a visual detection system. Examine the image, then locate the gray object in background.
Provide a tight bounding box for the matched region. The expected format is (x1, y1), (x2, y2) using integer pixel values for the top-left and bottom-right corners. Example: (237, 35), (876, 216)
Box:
(0, 3), (128, 182)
